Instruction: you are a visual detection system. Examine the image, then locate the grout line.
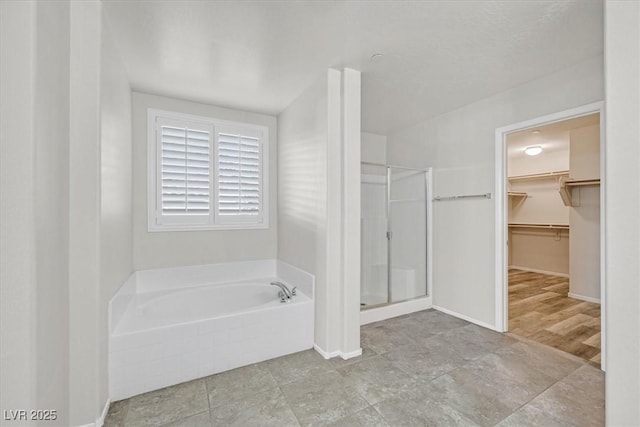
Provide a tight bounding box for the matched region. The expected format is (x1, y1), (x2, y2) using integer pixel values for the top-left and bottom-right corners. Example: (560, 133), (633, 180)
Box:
(277, 384), (303, 427)
(203, 374), (213, 425)
(492, 362), (584, 426)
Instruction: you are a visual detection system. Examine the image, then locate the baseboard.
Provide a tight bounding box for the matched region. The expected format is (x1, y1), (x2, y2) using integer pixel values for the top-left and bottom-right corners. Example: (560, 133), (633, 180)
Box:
(339, 348), (363, 360)
(509, 266), (569, 278)
(97, 398), (110, 427)
(432, 305), (500, 332)
(75, 399), (109, 427)
(313, 344), (340, 359)
(568, 292), (601, 304)
(313, 344), (362, 360)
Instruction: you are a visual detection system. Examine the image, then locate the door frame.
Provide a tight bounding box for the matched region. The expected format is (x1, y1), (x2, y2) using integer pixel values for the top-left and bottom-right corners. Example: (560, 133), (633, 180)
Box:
(494, 101), (606, 370)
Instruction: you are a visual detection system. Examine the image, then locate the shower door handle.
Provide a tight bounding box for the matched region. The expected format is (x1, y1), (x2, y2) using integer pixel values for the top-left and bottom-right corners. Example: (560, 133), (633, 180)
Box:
(386, 231), (393, 240)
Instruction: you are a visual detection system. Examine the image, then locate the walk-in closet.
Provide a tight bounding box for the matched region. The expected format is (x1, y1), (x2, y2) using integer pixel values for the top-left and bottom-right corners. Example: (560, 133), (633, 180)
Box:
(507, 113), (601, 366)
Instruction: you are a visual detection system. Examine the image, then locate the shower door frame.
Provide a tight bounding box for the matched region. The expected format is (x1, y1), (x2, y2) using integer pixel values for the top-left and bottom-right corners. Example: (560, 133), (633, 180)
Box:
(360, 162), (433, 323)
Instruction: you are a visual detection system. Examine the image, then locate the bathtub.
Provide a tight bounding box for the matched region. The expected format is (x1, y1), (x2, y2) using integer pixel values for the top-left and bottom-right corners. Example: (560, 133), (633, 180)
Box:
(109, 259), (314, 400)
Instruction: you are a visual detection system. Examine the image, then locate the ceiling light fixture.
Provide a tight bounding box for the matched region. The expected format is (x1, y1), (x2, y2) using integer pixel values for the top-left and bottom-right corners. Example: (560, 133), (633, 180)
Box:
(524, 145), (543, 156)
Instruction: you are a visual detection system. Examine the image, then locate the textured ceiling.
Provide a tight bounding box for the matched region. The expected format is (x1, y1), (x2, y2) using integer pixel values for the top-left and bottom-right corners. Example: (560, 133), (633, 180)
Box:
(103, 0), (603, 135)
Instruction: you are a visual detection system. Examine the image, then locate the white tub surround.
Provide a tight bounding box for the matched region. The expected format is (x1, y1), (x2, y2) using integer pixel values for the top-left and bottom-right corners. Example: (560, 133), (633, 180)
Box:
(109, 259), (314, 400)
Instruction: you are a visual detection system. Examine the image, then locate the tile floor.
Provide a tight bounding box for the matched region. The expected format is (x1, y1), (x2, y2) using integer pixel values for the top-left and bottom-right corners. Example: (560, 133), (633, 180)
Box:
(105, 309), (604, 427)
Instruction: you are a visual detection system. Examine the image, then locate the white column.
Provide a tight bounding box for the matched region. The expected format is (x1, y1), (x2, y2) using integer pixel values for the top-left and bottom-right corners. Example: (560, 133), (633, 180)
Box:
(69, 1), (103, 424)
(605, 0), (640, 424)
(341, 68), (362, 357)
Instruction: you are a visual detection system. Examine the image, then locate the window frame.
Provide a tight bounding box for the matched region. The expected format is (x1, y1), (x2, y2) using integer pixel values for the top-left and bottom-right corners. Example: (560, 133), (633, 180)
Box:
(147, 108), (269, 232)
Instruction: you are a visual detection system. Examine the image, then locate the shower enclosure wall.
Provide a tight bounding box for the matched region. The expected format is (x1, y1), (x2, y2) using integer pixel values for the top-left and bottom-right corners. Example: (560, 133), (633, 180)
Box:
(361, 163), (432, 320)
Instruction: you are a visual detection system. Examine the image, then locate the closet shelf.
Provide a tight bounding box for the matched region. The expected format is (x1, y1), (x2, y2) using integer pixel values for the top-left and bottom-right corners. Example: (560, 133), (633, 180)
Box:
(564, 178), (600, 187)
(558, 177), (600, 207)
(508, 191), (528, 198)
(508, 170), (569, 181)
(508, 223), (570, 230)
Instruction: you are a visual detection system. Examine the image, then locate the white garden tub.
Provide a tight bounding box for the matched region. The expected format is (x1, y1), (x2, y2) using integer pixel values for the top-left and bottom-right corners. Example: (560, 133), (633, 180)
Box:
(109, 260), (314, 400)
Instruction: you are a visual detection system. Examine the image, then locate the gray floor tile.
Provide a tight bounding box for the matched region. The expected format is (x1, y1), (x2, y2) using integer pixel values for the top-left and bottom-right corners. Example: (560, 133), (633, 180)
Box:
(160, 411), (211, 427)
(493, 341), (582, 381)
(326, 406), (390, 427)
(209, 387), (299, 427)
(526, 368), (605, 427)
(421, 331), (491, 362)
(410, 309), (471, 335)
(374, 313), (437, 342)
(447, 365), (537, 410)
(107, 309), (604, 427)
(205, 363), (277, 409)
(383, 342), (464, 380)
(374, 390), (479, 427)
(265, 349), (333, 385)
(338, 355), (418, 405)
(495, 404), (578, 427)
(560, 364), (605, 396)
(280, 370), (369, 426)
(422, 372), (518, 427)
(461, 351), (559, 399)
(441, 324), (518, 352)
(104, 399), (129, 427)
(360, 323), (417, 354)
(125, 379), (209, 427)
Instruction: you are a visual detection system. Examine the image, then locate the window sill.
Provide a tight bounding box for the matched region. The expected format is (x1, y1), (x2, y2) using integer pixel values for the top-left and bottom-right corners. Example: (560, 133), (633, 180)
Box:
(147, 222), (269, 233)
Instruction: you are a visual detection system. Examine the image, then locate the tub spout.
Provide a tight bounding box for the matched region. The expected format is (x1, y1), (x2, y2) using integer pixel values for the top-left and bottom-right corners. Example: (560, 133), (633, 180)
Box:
(271, 281), (293, 300)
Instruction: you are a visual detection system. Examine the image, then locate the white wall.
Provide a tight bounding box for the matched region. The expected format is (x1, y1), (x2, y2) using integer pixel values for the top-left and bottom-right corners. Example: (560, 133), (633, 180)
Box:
(1, 0), (41, 421)
(278, 72), (332, 350)
(1, 2), (133, 424)
(132, 92), (278, 270)
(278, 69), (360, 357)
(509, 229), (570, 275)
(569, 124), (600, 301)
(33, 1), (71, 419)
(99, 9), (133, 418)
(570, 125), (600, 180)
(604, 1), (640, 424)
(387, 55), (603, 326)
(1, 2), (73, 425)
(509, 178), (570, 225)
(508, 145), (569, 177)
(68, 1), (102, 423)
(507, 139), (570, 275)
(361, 132), (387, 164)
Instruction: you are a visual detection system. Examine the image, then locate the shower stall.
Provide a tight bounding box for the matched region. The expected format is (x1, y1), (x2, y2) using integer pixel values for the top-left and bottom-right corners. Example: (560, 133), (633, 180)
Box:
(360, 163), (432, 320)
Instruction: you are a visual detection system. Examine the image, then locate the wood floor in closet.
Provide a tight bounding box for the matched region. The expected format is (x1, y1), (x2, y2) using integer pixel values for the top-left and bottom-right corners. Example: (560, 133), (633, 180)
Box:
(508, 269), (601, 367)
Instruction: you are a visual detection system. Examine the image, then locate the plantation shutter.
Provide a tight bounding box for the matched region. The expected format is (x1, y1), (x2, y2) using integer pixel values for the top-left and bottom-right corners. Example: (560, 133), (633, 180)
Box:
(216, 127), (263, 221)
(149, 110), (267, 231)
(157, 118), (213, 224)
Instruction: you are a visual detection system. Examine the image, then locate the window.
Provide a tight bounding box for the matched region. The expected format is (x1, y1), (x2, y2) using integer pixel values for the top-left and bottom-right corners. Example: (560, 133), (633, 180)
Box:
(148, 109), (268, 231)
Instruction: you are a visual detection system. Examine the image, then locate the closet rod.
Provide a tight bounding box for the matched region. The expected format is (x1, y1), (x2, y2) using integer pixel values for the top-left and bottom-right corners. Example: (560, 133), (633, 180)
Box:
(433, 193), (492, 201)
(508, 223), (570, 230)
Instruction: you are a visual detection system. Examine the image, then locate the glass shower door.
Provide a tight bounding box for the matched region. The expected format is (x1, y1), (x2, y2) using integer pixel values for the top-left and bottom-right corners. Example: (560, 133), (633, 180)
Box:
(388, 167), (428, 302)
(360, 164), (388, 307)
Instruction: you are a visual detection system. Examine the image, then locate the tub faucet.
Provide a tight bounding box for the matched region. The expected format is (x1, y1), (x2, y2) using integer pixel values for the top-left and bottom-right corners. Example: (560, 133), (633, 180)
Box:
(271, 281), (293, 302)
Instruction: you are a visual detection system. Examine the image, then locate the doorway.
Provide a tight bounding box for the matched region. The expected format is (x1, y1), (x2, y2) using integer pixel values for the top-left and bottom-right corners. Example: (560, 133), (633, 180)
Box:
(494, 102), (605, 369)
